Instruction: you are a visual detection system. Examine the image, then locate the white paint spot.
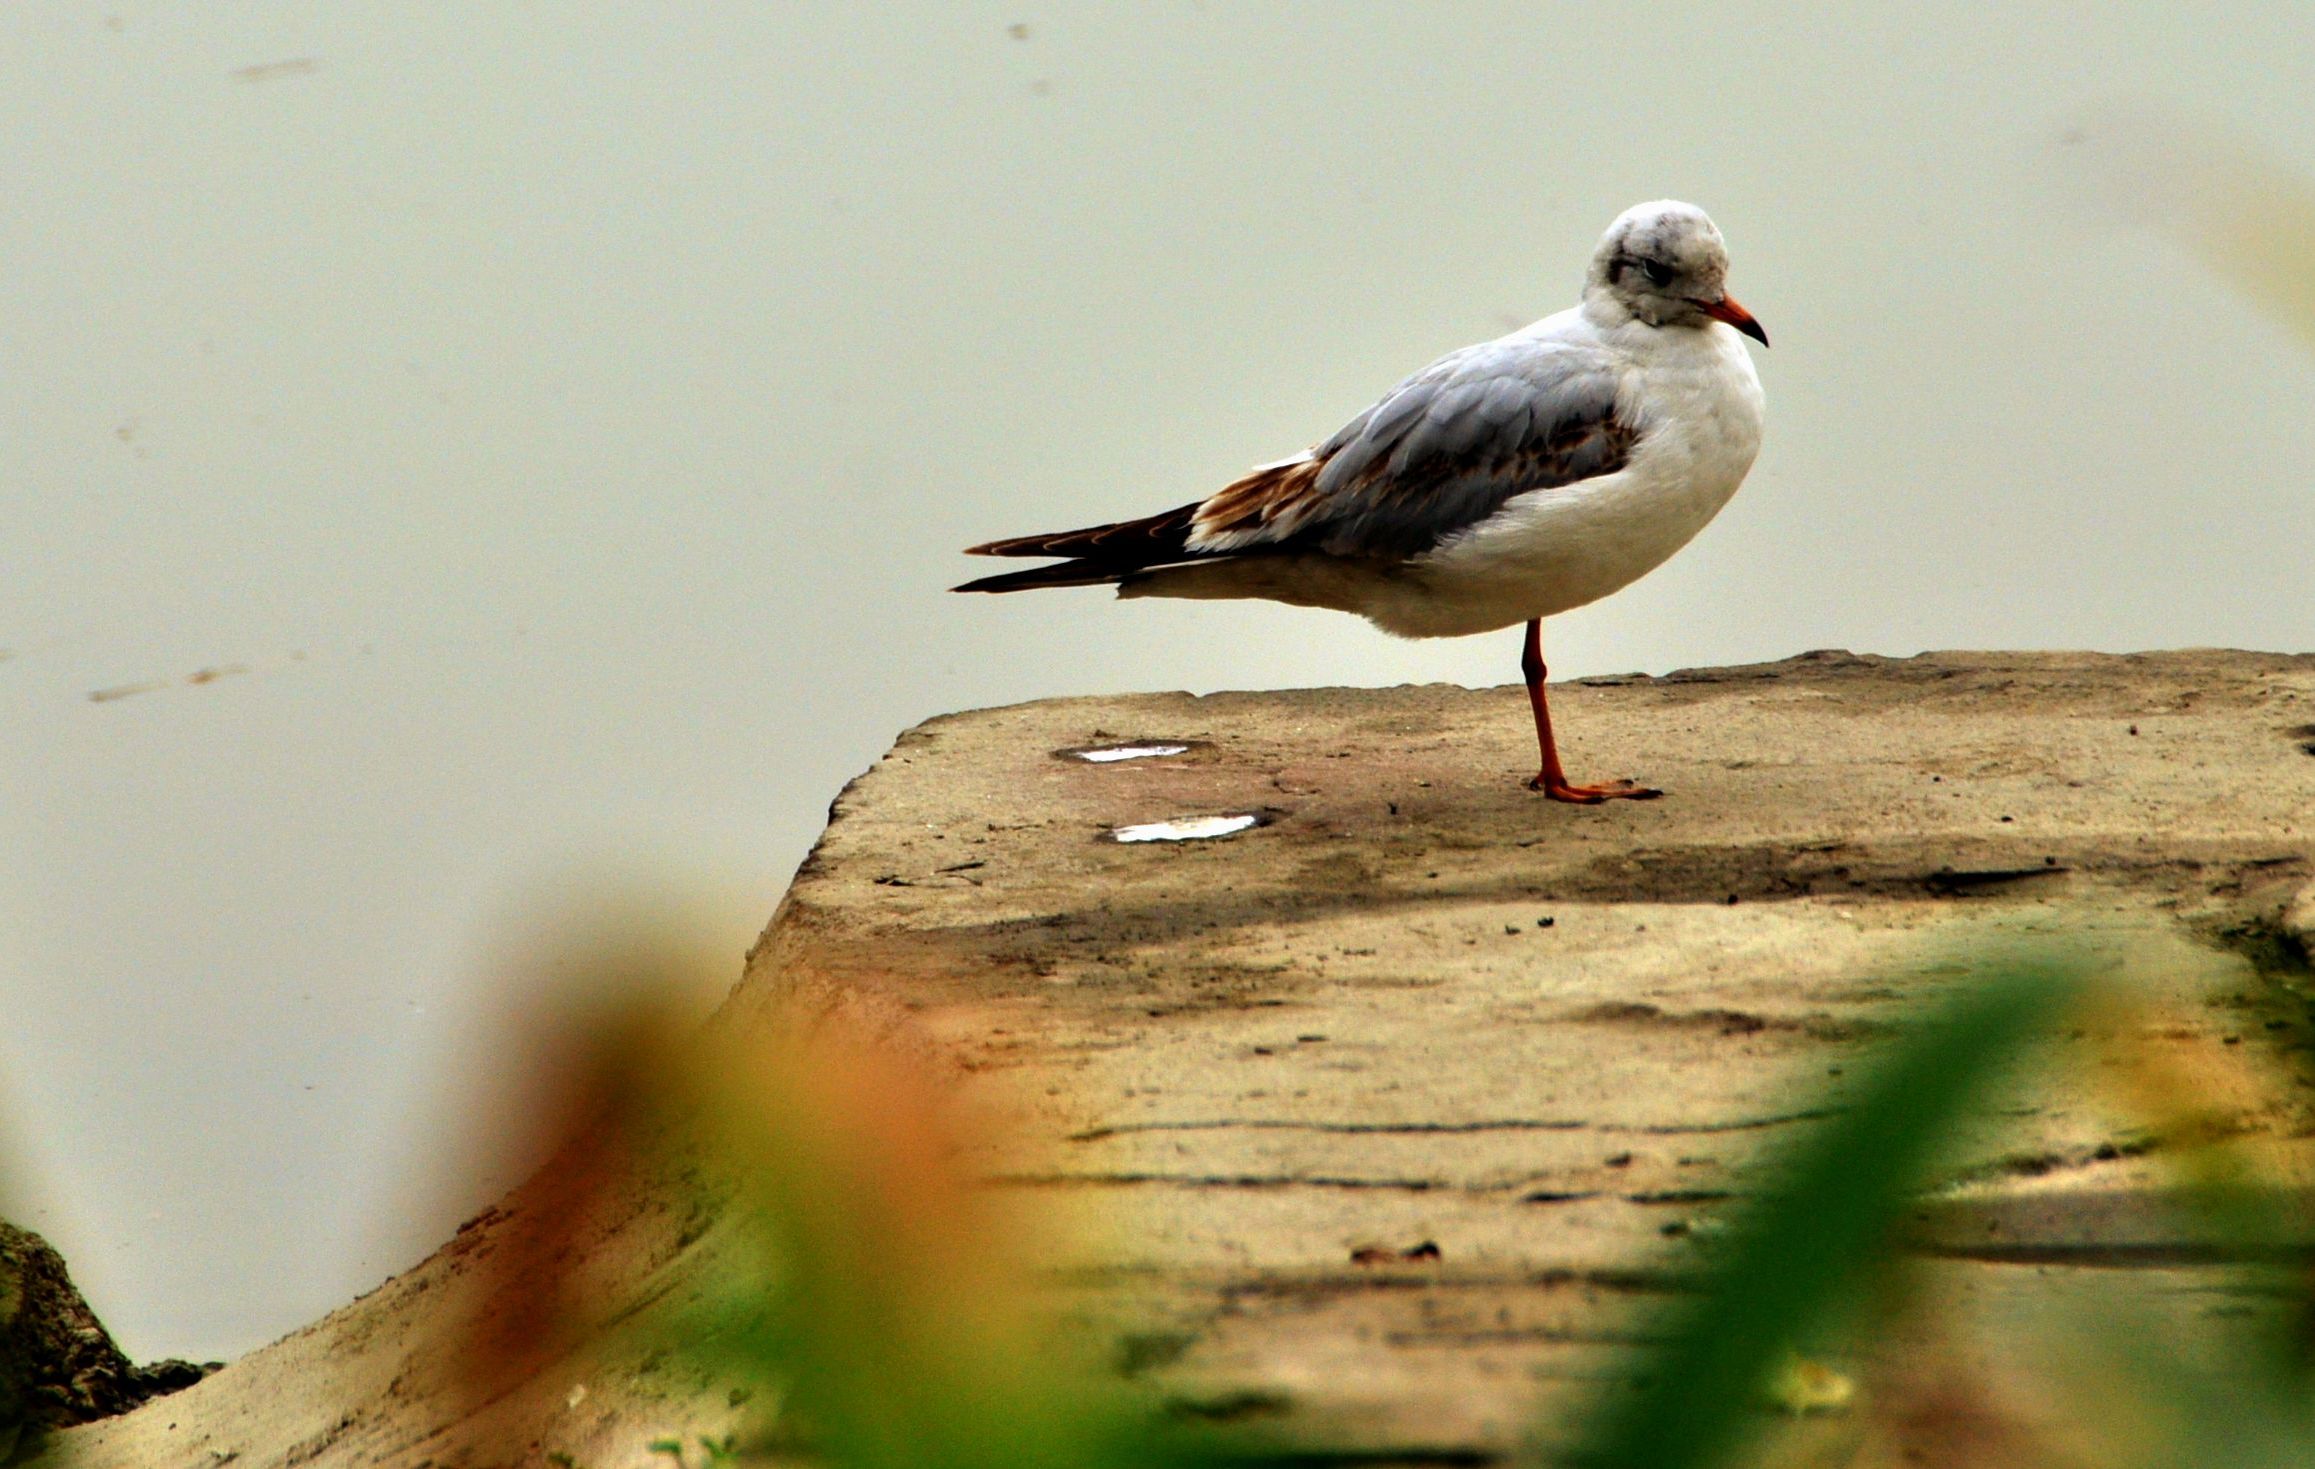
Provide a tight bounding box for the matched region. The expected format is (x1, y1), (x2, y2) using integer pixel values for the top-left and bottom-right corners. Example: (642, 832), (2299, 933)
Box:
(1075, 744), (1191, 763)
(1110, 813), (1259, 843)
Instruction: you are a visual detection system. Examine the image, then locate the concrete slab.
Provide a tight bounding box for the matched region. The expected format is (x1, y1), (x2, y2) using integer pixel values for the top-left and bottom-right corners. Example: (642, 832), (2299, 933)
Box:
(48, 650), (2315, 1466)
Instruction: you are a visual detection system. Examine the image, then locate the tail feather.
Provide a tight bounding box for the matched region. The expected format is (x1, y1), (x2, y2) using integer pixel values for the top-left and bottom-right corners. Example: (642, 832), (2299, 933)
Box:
(953, 559), (1137, 594)
(964, 502), (1199, 563)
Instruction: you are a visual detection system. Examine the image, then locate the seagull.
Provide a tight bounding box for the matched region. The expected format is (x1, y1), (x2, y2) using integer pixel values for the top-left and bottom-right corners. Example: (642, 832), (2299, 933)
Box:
(956, 200), (1766, 803)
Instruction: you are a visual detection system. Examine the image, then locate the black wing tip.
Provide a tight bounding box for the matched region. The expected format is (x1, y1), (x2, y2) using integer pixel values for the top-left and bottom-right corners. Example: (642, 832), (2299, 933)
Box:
(965, 529), (1108, 558)
(951, 569), (1017, 593)
(965, 502), (1203, 562)
(952, 561), (1125, 594)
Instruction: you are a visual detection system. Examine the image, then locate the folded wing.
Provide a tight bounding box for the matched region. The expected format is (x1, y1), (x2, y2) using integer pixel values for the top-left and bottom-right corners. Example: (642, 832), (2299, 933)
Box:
(959, 335), (1636, 593)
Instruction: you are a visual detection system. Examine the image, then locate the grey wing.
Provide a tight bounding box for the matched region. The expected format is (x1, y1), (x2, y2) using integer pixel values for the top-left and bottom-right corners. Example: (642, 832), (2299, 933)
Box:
(1190, 338), (1636, 559)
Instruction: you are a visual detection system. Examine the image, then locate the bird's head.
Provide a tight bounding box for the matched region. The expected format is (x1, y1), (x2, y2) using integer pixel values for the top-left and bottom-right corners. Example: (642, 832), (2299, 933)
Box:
(1586, 200), (1767, 346)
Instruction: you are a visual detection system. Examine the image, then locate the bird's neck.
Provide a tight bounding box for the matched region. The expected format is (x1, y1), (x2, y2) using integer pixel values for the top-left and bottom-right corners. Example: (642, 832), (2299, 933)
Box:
(1581, 291), (1713, 347)
(1579, 290), (1644, 331)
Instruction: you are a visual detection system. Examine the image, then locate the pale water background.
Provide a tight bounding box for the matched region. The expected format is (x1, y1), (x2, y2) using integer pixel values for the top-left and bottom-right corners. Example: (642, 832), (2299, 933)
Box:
(2, 4), (2312, 1361)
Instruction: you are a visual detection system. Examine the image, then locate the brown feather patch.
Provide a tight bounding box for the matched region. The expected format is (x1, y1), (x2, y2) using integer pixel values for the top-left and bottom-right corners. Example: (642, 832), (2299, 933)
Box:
(1194, 412), (1637, 555)
(1190, 458), (1326, 545)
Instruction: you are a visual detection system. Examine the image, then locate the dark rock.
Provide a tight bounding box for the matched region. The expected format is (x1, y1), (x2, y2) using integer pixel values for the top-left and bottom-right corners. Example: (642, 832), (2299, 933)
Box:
(126, 1358), (213, 1400)
(1, 1221), (140, 1438)
(0, 1221), (215, 1456)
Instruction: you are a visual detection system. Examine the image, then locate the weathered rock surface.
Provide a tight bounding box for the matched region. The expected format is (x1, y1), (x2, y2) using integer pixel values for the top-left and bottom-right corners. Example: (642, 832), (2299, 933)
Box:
(1, 1220), (138, 1448)
(0, 1221), (211, 1459)
(42, 650), (2315, 1466)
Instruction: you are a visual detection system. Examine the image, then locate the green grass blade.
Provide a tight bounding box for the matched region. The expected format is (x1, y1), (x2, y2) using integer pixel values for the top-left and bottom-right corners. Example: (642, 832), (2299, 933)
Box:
(1563, 955), (2092, 1469)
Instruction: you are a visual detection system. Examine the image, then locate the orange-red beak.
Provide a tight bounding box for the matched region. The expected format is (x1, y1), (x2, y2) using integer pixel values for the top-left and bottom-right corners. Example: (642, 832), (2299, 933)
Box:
(1694, 294), (1768, 347)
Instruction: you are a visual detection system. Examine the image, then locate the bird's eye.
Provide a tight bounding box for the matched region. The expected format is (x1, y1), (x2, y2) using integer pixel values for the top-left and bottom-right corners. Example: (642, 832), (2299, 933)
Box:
(1642, 259), (1675, 288)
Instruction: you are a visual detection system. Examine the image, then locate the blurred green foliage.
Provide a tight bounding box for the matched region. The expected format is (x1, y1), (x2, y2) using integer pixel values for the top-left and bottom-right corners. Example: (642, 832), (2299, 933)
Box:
(1562, 954), (2094, 1469)
(11, 931), (2315, 1467)
(572, 936), (2315, 1468)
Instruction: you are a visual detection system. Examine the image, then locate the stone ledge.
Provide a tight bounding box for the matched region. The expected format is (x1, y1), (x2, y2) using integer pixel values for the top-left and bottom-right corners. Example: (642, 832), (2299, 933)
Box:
(47, 649), (2315, 1466)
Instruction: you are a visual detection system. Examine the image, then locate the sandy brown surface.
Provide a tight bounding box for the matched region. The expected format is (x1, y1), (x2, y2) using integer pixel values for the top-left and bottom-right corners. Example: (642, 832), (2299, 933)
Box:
(44, 649), (2315, 1467)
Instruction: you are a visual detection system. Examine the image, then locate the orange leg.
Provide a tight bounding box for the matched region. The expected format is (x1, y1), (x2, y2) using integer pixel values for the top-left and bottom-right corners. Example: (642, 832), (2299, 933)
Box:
(1520, 619), (1661, 803)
